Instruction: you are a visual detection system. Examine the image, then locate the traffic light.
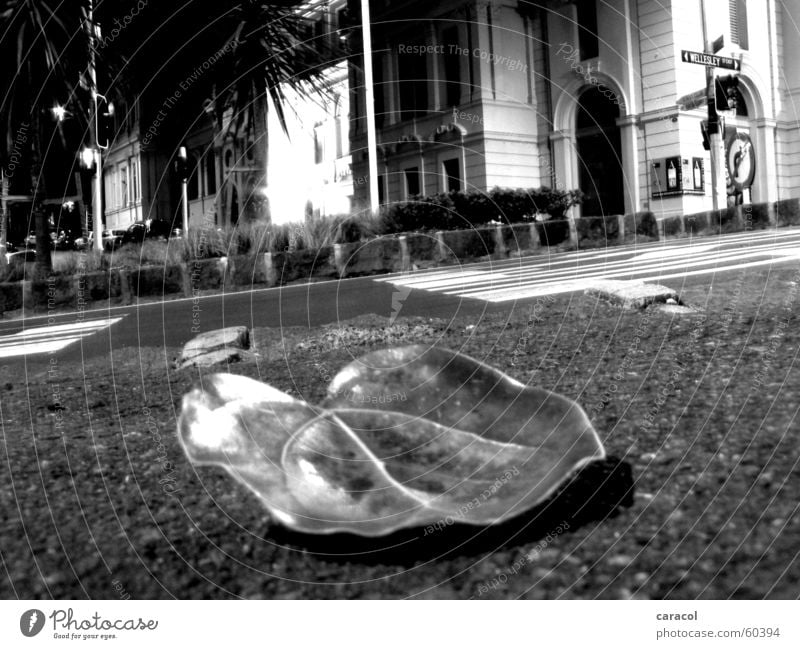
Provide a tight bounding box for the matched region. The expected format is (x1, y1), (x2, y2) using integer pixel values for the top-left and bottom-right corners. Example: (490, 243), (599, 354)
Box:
(175, 147), (188, 182)
(715, 75), (739, 112)
(95, 94), (115, 149)
(700, 120), (710, 150)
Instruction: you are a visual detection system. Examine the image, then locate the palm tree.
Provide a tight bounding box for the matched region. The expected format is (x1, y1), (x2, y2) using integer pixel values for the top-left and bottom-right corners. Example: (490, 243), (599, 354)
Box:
(0, 0), (92, 275)
(96, 0), (345, 223)
(0, 1), (344, 271)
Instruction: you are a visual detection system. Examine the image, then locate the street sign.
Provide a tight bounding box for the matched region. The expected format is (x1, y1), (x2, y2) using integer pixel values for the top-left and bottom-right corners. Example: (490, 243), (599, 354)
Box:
(681, 49), (741, 71)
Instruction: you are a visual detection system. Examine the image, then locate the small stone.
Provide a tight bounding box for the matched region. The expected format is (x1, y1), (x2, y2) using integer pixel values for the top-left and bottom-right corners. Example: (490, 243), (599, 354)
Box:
(607, 554), (634, 567)
(180, 326), (250, 365)
(177, 348), (255, 370)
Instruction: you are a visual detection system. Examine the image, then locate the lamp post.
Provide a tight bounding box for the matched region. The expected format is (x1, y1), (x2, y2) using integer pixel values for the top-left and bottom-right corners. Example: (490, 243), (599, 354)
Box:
(86, 1), (105, 252)
(178, 146), (189, 235)
(700, 0), (728, 211)
(360, 0), (379, 214)
(0, 170), (7, 253)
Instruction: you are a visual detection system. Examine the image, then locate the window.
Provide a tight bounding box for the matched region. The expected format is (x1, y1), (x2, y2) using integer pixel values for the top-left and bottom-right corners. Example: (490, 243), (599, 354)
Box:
(577, 1), (599, 60)
(729, 0), (749, 50)
(441, 26), (462, 107)
(130, 159), (140, 204)
(313, 124), (324, 164)
(119, 165), (128, 207)
(692, 158), (705, 191)
(405, 167), (421, 197)
(377, 174), (386, 204)
(443, 158), (461, 192)
(105, 169), (114, 210)
(398, 46), (429, 120)
(205, 151), (216, 195)
(372, 53), (386, 129)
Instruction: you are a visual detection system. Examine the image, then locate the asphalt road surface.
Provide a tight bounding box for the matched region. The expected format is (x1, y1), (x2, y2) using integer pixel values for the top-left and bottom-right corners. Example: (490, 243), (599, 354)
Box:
(2, 226), (799, 372)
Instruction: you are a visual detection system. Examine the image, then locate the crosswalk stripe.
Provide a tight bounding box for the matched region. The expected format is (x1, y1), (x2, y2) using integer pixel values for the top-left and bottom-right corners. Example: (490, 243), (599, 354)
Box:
(450, 242), (800, 296)
(0, 317), (123, 358)
(377, 230), (800, 303)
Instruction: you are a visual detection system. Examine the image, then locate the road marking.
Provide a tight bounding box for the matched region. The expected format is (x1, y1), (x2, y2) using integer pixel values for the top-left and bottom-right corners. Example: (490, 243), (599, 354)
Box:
(0, 317), (123, 358)
(377, 231), (800, 303)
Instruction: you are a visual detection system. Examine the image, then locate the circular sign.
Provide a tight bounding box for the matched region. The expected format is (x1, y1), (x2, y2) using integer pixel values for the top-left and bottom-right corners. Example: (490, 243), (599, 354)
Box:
(725, 130), (755, 192)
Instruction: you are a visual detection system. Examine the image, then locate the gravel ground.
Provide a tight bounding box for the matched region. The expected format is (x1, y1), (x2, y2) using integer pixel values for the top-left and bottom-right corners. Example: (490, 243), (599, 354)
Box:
(1, 264), (798, 599)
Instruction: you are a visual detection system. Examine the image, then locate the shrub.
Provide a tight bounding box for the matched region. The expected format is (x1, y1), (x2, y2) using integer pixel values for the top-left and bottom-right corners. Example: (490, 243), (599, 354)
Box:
(182, 228), (233, 260)
(233, 223), (273, 255)
(384, 193), (456, 232)
(633, 211), (658, 239)
(51, 251), (106, 276)
(302, 214), (339, 249)
(332, 214), (378, 244)
(106, 240), (184, 269)
(383, 187), (583, 233)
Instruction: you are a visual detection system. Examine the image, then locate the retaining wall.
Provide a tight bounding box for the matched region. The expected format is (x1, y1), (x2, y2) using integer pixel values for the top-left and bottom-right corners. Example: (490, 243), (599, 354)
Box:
(0, 198), (795, 316)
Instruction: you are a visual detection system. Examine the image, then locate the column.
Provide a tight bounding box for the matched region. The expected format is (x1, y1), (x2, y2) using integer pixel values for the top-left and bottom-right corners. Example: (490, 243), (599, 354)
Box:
(617, 115), (641, 214)
(751, 118), (778, 203)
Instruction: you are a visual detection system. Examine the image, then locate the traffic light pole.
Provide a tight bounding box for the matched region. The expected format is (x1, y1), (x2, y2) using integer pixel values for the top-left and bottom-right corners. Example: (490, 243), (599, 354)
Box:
(88, 0), (104, 253)
(179, 147), (189, 235)
(701, 1), (728, 211)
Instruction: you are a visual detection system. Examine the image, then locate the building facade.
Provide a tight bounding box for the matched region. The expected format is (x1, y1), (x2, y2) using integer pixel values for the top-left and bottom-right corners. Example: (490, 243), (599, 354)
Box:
(99, 0), (800, 232)
(101, 0), (352, 231)
(349, 0), (800, 219)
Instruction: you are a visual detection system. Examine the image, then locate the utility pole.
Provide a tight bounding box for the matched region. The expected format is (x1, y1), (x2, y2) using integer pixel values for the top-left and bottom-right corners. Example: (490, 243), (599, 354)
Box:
(179, 146), (189, 235)
(360, 0), (379, 213)
(87, 0), (104, 252)
(700, 0), (727, 211)
(0, 171), (7, 252)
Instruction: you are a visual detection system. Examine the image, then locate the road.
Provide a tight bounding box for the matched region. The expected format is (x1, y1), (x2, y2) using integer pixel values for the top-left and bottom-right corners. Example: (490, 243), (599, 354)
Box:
(2, 226), (799, 370)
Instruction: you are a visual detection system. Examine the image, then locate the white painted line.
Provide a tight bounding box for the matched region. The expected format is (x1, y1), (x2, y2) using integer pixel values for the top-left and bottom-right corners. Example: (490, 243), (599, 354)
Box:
(0, 337), (84, 358)
(0, 316), (123, 358)
(475, 255), (800, 303)
(6, 317), (122, 337)
(449, 243), (800, 297)
(632, 244), (721, 261)
(378, 237), (800, 293)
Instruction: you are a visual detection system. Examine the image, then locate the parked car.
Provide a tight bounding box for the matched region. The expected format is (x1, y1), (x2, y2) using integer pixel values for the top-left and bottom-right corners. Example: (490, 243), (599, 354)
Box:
(21, 232), (61, 251)
(54, 230), (81, 251)
(103, 229), (127, 251)
(73, 232), (92, 251)
(121, 219), (171, 246)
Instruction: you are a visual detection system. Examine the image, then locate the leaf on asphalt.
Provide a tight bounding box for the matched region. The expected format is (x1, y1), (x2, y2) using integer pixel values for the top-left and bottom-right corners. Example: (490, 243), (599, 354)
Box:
(178, 346), (605, 536)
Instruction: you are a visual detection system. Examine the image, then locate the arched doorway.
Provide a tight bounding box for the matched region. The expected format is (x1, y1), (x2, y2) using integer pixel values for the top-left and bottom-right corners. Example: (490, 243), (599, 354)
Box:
(576, 86), (624, 216)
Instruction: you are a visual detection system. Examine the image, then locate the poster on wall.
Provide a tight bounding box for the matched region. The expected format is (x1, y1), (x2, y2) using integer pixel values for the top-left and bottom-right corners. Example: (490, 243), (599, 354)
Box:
(725, 129), (756, 193)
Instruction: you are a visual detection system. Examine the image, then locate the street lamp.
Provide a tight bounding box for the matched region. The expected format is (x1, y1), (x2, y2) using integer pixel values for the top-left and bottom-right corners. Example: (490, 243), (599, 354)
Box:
(177, 146), (189, 235)
(85, 0), (105, 252)
(51, 104), (67, 122)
